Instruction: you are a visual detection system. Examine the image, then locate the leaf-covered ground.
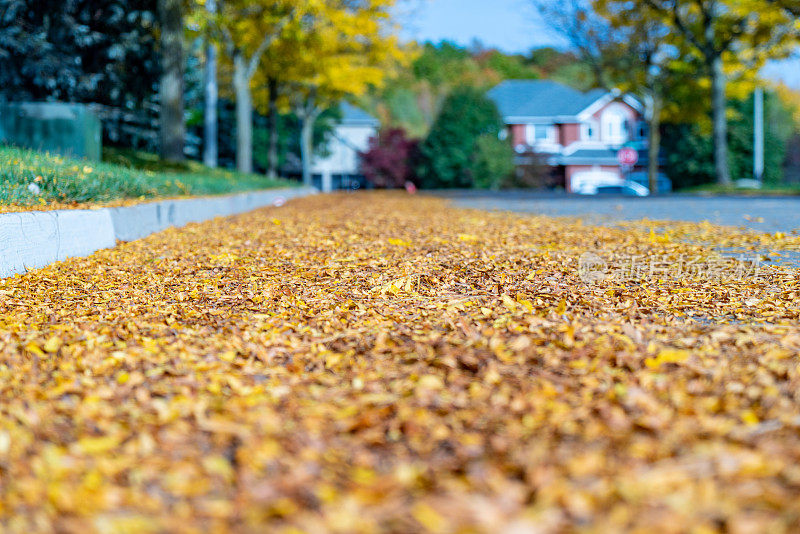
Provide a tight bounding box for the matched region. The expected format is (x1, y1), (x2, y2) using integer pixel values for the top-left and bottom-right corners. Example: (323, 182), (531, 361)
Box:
(1, 193), (799, 533)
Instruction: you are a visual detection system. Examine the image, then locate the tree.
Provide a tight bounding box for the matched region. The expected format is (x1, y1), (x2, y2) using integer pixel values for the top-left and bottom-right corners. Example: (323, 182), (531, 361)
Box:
(361, 128), (419, 188)
(203, 0), (218, 167)
(469, 134), (515, 189)
(282, 0), (407, 187)
(594, 0), (700, 193)
(158, 0), (185, 161)
(212, 0), (300, 174)
(0, 0), (159, 108)
(639, 0), (799, 185)
(369, 41), (541, 138)
(415, 87), (505, 188)
(531, 0), (624, 89)
(251, 24), (300, 181)
(662, 90), (794, 187)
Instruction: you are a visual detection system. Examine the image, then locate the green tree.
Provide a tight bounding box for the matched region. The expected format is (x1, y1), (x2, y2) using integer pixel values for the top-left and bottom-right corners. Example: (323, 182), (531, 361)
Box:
(639, 0), (799, 185)
(482, 51), (541, 81)
(662, 90), (793, 187)
(416, 87), (504, 188)
(0, 0), (159, 109)
(470, 134), (515, 189)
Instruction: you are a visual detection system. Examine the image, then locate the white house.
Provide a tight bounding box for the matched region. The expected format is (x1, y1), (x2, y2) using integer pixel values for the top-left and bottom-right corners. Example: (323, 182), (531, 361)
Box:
(312, 102), (379, 192)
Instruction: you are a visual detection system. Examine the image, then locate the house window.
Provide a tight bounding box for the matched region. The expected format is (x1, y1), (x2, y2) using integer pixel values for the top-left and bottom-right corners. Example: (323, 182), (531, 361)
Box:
(581, 121), (598, 141)
(601, 105), (629, 144)
(525, 124), (553, 145)
(534, 125), (550, 140)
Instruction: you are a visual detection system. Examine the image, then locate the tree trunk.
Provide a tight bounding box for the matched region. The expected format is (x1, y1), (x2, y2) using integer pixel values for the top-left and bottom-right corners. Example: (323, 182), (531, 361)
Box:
(158, 0), (185, 161)
(300, 115), (313, 187)
(710, 55), (731, 185)
(267, 77), (279, 180)
(647, 97), (661, 195)
(202, 0), (218, 168)
(234, 52), (253, 174)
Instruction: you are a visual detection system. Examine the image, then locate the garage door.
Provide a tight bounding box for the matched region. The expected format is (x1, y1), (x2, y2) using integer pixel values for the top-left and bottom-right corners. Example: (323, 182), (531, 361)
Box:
(571, 168), (621, 192)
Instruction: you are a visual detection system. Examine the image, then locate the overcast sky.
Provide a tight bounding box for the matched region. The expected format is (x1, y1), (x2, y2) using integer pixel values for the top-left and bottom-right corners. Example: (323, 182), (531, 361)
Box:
(399, 0), (800, 89)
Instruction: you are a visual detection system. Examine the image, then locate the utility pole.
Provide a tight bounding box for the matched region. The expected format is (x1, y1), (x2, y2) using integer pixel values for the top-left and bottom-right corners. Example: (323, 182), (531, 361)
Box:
(754, 87), (764, 183)
(203, 0), (218, 168)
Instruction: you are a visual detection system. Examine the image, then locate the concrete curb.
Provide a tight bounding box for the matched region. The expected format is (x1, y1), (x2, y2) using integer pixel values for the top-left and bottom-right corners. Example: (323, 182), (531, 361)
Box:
(1, 187), (316, 278)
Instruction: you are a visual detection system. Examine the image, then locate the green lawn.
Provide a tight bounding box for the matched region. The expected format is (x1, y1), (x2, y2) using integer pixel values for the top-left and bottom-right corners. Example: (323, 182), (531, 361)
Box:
(0, 145), (296, 207)
(683, 182), (800, 196)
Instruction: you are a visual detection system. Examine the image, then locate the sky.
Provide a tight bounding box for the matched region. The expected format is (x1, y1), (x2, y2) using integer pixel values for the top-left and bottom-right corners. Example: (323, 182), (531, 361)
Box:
(399, 0), (800, 89)
(398, 0), (558, 53)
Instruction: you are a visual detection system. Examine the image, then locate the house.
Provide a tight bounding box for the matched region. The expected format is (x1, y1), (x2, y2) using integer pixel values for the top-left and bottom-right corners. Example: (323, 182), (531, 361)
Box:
(487, 80), (649, 192)
(311, 102), (379, 192)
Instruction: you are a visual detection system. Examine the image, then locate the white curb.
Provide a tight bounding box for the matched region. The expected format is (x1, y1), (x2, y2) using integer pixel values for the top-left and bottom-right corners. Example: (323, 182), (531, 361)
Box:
(0, 187), (316, 278)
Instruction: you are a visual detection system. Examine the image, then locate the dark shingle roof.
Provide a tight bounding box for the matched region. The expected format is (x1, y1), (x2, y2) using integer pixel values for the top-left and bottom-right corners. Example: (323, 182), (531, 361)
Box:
(340, 102), (379, 126)
(487, 80), (607, 120)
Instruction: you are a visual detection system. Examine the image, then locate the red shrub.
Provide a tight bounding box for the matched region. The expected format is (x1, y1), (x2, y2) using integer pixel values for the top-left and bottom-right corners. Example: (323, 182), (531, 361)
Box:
(360, 128), (419, 189)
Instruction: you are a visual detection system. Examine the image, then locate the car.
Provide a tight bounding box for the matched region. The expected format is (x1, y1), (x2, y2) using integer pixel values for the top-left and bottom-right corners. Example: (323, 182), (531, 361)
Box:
(575, 180), (650, 197)
(626, 171), (672, 193)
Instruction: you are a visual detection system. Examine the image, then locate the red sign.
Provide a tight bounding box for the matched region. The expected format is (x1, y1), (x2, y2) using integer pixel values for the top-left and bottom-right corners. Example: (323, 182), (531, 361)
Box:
(617, 147), (639, 166)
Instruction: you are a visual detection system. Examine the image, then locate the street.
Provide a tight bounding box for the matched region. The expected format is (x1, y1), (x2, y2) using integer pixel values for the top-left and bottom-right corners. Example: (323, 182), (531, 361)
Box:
(438, 191), (800, 233)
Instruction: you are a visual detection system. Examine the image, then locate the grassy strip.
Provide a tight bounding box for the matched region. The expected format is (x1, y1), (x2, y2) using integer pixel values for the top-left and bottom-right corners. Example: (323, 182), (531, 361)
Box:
(0, 145), (295, 207)
(683, 182), (800, 195)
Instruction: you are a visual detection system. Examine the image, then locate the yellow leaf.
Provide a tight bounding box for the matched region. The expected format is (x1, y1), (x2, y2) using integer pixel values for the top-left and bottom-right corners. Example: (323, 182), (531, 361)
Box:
(75, 435), (122, 455)
(645, 348), (690, 369)
(412, 503), (446, 531)
(25, 342), (45, 357)
(741, 410), (759, 426)
(43, 336), (62, 353)
(417, 374), (443, 390)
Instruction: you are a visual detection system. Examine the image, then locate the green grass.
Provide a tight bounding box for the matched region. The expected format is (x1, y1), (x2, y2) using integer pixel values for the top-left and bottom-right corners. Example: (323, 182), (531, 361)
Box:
(0, 145), (296, 207)
(683, 182), (800, 196)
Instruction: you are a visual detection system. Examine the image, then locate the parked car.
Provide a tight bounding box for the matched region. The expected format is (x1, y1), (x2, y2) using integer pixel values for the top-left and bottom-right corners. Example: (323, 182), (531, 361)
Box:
(575, 180), (650, 196)
(626, 171), (672, 193)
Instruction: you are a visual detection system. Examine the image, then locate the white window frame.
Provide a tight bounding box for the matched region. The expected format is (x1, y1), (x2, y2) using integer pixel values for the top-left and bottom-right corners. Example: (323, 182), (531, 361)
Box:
(581, 121), (599, 142)
(601, 104), (629, 145)
(525, 123), (556, 146)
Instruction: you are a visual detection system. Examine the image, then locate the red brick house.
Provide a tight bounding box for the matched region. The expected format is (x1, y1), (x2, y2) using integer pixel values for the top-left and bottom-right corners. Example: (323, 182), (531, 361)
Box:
(488, 80), (649, 192)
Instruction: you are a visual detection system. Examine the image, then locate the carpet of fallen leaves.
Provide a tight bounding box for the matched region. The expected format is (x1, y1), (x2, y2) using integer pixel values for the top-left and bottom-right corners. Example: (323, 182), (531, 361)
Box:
(1, 193), (800, 533)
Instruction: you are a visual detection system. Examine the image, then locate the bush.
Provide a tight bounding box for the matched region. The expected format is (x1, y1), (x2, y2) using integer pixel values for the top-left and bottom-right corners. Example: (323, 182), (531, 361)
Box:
(511, 150), (560, 189)
(361, 128), (419, 188)
(469, 134), (515, 189)
(416, 87), (505, 188)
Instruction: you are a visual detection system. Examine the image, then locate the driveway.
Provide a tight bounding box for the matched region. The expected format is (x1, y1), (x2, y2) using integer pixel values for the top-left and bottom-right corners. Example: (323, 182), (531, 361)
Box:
(435, 191), (800, 233)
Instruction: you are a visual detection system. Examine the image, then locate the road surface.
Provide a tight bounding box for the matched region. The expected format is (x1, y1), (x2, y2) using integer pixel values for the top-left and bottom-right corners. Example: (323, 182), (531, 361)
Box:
(436, 191), (800, 233)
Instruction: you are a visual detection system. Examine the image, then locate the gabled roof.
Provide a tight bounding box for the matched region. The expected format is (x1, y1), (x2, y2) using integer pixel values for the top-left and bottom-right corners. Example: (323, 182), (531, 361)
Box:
(487, 80), (609, 121)
(555, 148), (649, 166)
(339, 102), (380, 127)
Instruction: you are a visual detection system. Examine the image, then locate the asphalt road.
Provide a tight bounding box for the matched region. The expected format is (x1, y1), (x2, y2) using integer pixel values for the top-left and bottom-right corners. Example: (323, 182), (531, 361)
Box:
(435, 191), (800, 233)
